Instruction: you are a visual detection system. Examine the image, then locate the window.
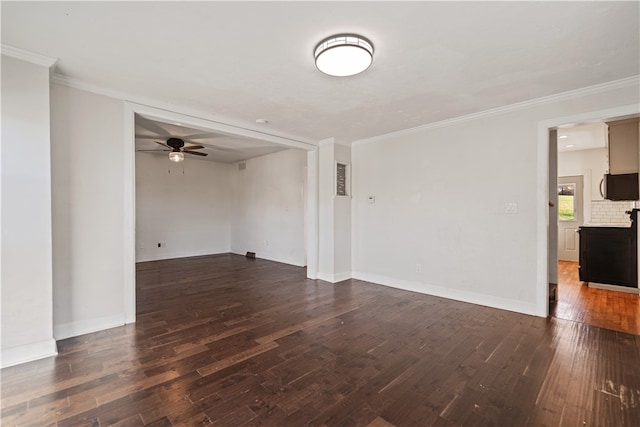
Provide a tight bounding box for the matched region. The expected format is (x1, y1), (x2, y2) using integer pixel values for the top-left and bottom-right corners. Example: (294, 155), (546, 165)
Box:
(558, 183), (576, 221)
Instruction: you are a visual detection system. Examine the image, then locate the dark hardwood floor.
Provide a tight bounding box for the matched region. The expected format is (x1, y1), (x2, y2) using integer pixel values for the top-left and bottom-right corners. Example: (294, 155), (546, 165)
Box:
(2, 254), (640, 426)
(552, 260), (640, 335)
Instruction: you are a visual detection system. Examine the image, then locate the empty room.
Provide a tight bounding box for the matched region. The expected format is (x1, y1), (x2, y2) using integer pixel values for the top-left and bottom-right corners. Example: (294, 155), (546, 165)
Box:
(2, 2), (639, 426)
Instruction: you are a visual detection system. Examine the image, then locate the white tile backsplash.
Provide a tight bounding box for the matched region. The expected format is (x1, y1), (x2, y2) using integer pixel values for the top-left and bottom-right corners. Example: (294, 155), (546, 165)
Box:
(590, 200), (634, 224)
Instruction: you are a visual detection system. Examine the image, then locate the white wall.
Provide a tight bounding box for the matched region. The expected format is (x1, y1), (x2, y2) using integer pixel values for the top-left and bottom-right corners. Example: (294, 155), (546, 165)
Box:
(352, 82), (640, 316)
(1, 55), (57, 367)
(136, 153), (232, 262)
(306, 149), (319, 278)
(50, 83), (126, 339)
(230, 149), (306, 266)
(333, 143), (351, 278)
(318, 140), (335, 277)
(316, 140), (352, 282)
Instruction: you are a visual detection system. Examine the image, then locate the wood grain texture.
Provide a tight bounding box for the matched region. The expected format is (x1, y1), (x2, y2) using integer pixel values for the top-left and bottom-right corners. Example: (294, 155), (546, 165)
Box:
(552, 260), (640, 334)
(2, 254), (640, 426)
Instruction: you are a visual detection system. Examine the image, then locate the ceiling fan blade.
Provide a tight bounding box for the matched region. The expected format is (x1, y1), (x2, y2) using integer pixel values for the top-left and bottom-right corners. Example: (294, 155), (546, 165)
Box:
(154, 140), (172, 149)
(181, 138), (234, 152)
(183, 150), (208, 157)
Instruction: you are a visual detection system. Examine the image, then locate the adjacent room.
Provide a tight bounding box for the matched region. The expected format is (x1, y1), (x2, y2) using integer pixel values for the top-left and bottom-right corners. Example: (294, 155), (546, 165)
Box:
(134, 114), (307, 267)
(551, 120), (640, 334)
(2, 2), (639, 426)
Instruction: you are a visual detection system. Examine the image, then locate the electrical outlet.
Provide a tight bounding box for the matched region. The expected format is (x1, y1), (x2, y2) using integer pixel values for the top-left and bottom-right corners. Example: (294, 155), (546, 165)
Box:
(415, 264), (422, 273)
(157, 243), (162, 248)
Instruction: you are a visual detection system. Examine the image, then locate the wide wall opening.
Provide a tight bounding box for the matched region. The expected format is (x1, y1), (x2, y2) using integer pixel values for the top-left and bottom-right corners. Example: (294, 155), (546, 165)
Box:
(124, 104), (318, 322)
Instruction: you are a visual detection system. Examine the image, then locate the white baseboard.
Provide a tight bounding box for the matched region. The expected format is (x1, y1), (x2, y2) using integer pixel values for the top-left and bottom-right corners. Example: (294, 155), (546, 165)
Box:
(316, 272), (332, 283)
(54, 313), (126, 340)
(136, 249), (230, 263)
(351, 271), (542, 317)
(1, 338), (58, 368)
(317, 271), (352, 283)
(230, 251), (306, 268)
(588, 282), (640, 294)
(333, 271), (352, 283)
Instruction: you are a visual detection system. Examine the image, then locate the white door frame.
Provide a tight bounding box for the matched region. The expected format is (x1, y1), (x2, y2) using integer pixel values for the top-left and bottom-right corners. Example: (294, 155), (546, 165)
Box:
(538, 104), (640, 316)
(122, 102), (319, 324)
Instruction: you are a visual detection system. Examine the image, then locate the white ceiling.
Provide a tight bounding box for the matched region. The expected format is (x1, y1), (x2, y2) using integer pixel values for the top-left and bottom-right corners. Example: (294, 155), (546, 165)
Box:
(2, 2), (639, 145)
(135, 114), (287, 163)
(557, 122), (607, 153)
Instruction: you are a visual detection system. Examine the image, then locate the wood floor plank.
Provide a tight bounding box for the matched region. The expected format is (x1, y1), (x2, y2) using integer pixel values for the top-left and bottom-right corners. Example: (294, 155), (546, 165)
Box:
(197, 342), (280, 377)
(553, 260), (640, 334)
(2, 254), (640, 426)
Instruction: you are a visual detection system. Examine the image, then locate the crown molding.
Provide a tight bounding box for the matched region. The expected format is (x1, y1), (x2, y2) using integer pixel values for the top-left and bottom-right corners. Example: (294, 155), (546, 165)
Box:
(50, 73), (113, 98)
(353, 76), (640, 146)
(50, 73), (318, 148)
(1, 45), (58, 68)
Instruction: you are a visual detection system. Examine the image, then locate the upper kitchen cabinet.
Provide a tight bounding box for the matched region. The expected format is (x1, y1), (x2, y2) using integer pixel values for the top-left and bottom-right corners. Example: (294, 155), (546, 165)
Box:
(606, 118), (639, 174)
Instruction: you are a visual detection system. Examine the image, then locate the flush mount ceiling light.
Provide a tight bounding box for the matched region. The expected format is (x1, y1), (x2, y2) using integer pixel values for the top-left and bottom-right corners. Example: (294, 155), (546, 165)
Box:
(314, 34), (373, 77)
(169, 151), (184, 162)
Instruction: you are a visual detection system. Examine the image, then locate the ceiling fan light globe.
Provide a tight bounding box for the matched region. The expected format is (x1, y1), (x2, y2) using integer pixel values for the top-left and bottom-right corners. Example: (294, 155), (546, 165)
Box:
(169, 152), (184, 162)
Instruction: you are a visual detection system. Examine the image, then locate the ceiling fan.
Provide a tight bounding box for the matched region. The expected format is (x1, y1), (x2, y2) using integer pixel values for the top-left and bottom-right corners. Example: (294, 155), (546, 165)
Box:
(153, 137), (208, 162)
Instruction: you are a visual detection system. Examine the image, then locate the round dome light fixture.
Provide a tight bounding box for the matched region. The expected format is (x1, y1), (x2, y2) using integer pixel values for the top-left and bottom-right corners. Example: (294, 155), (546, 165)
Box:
(314, 34), (373, 77)
(169, 151), (184, 162)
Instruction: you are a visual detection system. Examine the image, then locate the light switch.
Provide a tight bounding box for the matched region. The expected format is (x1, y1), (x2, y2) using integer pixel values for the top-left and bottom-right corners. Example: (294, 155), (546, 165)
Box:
(368, 196), (376, 204)
(505, 202), (518, 214)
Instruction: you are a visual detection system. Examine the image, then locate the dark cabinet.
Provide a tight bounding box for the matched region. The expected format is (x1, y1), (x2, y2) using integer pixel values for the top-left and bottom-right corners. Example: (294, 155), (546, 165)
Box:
(578, 210), (638, 288)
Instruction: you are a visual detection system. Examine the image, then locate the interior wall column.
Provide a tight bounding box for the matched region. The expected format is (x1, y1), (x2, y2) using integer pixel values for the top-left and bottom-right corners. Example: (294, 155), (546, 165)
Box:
(306, 148), (319, 279)
(1, 48), (58, 367)
(317, 138), (352, 283)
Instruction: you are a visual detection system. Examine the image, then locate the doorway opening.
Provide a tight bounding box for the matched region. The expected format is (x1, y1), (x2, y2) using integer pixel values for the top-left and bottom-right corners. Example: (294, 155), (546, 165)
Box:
(123, 103), (319, 324)
(547, 115), (640, 334)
